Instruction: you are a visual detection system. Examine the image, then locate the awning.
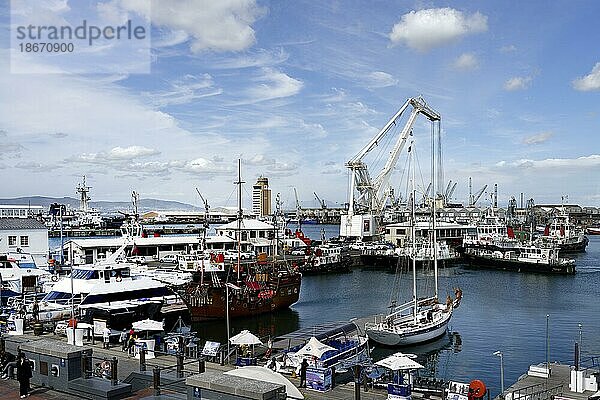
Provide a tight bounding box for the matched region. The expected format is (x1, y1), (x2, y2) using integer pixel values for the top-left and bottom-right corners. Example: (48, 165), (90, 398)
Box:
(225, 366), (304, 399)
(132, 319), (164, 332)
(295, 337), (335, 359)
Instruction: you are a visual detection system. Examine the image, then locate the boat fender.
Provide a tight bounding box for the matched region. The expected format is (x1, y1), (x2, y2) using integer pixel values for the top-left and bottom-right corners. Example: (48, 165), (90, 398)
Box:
(51, 275), (59, 282)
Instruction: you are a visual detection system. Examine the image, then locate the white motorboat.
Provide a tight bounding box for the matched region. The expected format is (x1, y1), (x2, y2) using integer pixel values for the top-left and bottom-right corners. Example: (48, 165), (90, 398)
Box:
(31, 240), (175, 321)
(0, 252), (51, 302)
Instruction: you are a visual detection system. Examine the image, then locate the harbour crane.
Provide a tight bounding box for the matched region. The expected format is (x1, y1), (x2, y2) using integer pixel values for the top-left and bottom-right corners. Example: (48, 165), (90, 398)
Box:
(468, 178), (488, 207)
(313, 192), (327, 209)
(341, 96), (441, 239)
(293, 187), (302, 230)
(445, 180), (458, 201)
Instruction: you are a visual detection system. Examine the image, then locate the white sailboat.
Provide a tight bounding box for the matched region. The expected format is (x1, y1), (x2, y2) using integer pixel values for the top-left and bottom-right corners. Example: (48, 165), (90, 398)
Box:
(365, 140), (462, 346)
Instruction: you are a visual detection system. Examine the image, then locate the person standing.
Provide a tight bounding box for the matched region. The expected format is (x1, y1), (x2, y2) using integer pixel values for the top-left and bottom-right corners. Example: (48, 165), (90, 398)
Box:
(102, 325), (111, 349)
(299, 358), (308, 388)
(119, 329), (128, 351)
(16, 353), (32, 398)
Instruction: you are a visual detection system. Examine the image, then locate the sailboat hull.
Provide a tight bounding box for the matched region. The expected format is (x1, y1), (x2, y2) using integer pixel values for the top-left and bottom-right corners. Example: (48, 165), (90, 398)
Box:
(366, 310), (452, 346)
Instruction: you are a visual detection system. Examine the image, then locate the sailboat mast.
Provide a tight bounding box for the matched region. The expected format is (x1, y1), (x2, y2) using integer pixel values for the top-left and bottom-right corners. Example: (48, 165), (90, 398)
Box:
(236, 159), (243, 282)
(432, 120), (439, 300)
(410, 142), (417, 323)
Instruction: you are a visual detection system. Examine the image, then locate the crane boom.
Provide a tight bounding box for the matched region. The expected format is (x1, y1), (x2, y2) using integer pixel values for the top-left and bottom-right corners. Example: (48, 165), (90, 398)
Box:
(471, 184), (488, 206)
(342, 96), (441, 239)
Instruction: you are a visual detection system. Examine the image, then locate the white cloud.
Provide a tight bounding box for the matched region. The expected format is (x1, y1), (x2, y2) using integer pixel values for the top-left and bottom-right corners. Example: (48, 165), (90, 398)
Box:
(500, 45), (517, 53)
(108, 146), (160, 159)
(366, 71), (398, 88)
(572, 63), (600, 91)
(145, 74), (222, 107)
(504, 76), (533, 91)
(246, 68), (303, 103)
(209, 48), (289, 69)
(522, 132), (553, 145)
(115, 0), (265, 52)
(453, 53), (479, 70)
(180, 157), (232, 175)
(389, 8), (488, 52)
(494, 155), (600, 170)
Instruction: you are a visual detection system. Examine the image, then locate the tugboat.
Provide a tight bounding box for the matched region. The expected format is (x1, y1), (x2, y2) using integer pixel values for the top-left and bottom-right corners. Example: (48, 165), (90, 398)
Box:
(536, 211), (588, 253)
(176, 160), (302, 322)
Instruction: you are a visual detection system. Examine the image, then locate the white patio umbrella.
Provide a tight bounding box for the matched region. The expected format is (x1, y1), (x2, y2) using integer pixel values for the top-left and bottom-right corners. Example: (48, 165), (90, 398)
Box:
(229, 330), (262, 345)
(295, 337), (335, 359)
(225, 366), (304, 399)
(375, 352), (424, 371)
(132, 319), (164, 332)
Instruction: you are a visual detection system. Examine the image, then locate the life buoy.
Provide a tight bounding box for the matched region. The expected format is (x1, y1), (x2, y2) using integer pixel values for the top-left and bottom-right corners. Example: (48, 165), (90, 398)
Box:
(51, 275), (59, 282)
(116, 276), (122, 282)
(100, 360), (111, 371)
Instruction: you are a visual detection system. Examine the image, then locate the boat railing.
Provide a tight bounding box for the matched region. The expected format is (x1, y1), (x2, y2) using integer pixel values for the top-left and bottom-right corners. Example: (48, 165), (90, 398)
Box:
(505, 382), (563, 400)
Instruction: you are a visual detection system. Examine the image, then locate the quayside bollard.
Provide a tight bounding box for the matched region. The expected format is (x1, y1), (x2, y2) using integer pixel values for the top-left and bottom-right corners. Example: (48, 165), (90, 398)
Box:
(198, 356), (205, 373)
(139, 347), (146, 372)
(176, 352), (184, 378)
(81, 353), (89, 379)
(153, 366), (161, 396)
(353, 364), (361, 400)
(110, 357), (118, 386)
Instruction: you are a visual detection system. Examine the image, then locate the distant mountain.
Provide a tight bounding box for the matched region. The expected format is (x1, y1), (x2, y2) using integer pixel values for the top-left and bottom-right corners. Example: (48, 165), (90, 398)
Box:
(0, 196), (200, 213)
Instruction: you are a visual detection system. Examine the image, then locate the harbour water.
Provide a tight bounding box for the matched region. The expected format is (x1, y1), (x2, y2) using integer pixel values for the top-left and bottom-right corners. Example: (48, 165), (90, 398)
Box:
(50, 226), (600, 397)
(192, 226), (600, 397)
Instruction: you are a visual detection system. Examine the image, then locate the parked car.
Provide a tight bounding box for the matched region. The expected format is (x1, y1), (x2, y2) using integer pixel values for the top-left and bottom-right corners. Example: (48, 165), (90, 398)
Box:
(126, 256), (147, 265)
(223, 250), (255, 260)
(159, 254), (178, 264)
(290, 248), (306, 256)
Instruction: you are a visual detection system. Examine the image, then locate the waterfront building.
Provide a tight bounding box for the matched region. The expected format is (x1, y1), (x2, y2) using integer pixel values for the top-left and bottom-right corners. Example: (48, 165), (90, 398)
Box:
(383, 221), (476, 247)
(216, 218), (276, 255)
(252, 176), (272, 217)
(0, 218), (48, 266)
(0, 204), (45, 219)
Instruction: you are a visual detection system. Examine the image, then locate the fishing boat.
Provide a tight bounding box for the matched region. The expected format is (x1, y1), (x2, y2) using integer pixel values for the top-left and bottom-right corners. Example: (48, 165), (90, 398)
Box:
(462, 237), (575, 274)
(365, 139), (461, 347)
(536, 211), (588, 253)
(176, 160), (302, 322)
(586, 226), (600, 235)
(300, 242), (351, 274)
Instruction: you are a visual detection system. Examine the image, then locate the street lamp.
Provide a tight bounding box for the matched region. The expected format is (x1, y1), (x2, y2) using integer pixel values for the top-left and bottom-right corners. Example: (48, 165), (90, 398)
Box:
(225, 282), (240, 364)
(546, 314), (550, 376)
(493, 351), (504, 396)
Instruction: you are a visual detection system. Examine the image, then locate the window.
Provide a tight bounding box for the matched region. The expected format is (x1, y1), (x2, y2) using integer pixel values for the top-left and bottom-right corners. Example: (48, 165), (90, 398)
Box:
(8, 236), (17, 246)
(20, 236), (29, 246)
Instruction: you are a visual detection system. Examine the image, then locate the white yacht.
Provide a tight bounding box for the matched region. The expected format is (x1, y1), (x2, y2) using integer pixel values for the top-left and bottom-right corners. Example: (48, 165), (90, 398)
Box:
(0, 252), (50, 301)
(32, 241), (174, 321)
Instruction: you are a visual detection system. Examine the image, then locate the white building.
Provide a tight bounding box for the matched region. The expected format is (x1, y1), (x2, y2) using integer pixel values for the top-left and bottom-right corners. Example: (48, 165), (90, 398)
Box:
(0, 218), (49, 266)
(216, 218), (276, 255)
(0, 205), (45, 218)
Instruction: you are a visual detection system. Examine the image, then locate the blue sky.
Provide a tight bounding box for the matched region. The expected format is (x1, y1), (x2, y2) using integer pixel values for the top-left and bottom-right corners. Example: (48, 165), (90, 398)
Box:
(1, 0), (599, 210)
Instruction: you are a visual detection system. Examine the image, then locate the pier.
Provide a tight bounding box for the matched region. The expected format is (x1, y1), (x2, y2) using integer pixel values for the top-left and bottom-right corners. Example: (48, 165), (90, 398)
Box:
(0, 330), (401, 400)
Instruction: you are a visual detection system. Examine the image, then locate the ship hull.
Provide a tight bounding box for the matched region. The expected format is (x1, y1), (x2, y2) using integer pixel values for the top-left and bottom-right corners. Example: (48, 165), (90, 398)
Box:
(186, 274), (301, 322)
(463, 253), (575, 274)
(366, 312), (451, 346)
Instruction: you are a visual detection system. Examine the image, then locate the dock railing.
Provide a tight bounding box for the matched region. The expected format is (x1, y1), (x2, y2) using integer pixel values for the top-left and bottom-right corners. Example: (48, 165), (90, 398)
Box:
(505, 382), (563, 400)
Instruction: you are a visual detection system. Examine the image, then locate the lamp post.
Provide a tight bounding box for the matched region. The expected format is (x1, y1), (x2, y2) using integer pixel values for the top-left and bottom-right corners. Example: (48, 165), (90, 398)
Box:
(493, 351), (504, 396)
(546, 314), (550, 376)
(225, 282), (240, 365)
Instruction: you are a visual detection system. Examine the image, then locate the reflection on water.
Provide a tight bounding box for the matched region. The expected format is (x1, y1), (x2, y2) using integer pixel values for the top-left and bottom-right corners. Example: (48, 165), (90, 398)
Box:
(371, 331), (463, 379)
(192, 308), (300, 344)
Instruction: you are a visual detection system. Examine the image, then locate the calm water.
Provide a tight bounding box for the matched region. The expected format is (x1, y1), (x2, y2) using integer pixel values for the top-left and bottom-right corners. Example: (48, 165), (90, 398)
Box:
(51, 226), (600, 396)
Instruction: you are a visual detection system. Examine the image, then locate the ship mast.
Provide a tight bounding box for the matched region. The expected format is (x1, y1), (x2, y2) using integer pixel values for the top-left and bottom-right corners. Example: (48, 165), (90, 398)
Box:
(235, 159), (244, 282)
(196, 188), (209, 287)
(409, 141), (417, 323)
(432, 120), (439, 300)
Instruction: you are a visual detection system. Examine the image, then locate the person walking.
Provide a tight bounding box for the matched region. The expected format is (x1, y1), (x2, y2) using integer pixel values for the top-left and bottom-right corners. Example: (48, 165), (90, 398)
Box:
(102, 325), (111, 349)
(299, 358), (308, 388)
(119, 329), (128, 351)
(16, 353), (32, 398)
